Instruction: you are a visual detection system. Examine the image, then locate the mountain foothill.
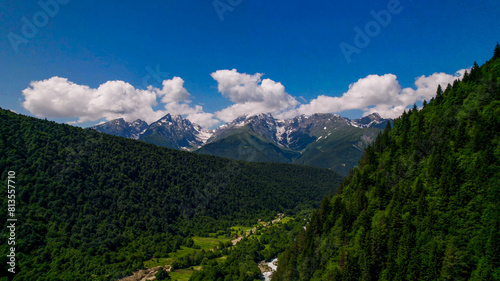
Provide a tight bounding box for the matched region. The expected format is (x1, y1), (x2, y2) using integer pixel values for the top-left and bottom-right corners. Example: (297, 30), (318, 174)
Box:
(91, 112), (390, 176)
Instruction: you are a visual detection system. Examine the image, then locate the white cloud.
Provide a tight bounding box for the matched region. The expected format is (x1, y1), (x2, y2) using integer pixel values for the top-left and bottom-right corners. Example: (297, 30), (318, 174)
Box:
(22, 69), (467, 129)
(155, 77), (219, 127)
(22, 76), (219, 127)
(211, 69), (299, 122)
(186, 112), (221, 128)
(156, 77), (191, 104)
(23, 77), (94, 118)
(287, 74), (401, 118)
(290, 70), (466, 119)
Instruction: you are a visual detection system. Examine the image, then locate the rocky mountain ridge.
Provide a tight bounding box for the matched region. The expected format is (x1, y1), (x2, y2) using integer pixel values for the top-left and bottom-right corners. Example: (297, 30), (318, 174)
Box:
(91, 112), (390, 175)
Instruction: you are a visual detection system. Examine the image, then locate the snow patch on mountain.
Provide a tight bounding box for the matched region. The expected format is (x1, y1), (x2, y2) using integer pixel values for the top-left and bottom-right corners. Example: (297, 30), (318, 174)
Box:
(91, 112), (390, 151)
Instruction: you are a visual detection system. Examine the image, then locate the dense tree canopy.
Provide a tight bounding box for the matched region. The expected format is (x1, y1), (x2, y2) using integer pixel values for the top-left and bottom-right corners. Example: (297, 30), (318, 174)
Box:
(190, 215), (308, 281)
(0, 109), (342, 280)
(274, 46), (500, 281)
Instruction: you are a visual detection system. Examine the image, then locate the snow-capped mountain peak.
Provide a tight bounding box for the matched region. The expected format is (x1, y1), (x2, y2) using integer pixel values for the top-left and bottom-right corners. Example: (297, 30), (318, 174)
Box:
(350, 113), (387, 129)
(91, 114), (213, 150)
(91, 118), (148, 140)
(91, 112), (390, 152)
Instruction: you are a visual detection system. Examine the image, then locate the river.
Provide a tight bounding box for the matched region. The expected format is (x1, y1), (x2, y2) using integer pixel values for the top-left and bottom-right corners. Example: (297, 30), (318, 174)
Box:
(261, 258), (278, 281)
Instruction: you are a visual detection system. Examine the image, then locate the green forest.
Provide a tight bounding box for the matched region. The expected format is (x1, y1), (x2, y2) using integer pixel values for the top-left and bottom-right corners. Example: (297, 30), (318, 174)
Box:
(0, 108), (343, 280)
(189, 215), (308, 281)
(273, 45), (500, 280)
(1, 43), (498, 281)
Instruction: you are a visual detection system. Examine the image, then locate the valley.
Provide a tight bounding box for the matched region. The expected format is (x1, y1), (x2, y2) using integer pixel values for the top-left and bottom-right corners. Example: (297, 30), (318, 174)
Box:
(0, 108), (341, 280)
(1, 0), (497, 279)
(120, 213), (293, 281)
(0, 49), (498, 280)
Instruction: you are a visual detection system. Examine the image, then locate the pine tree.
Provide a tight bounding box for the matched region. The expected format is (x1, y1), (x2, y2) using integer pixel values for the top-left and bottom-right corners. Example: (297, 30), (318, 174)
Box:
(494, 42), (500, 59)
(436, 85), (444, 102)
(469, 61), (481, 81)
(260, 44), (500, 281)
(462, 71), (469, 83)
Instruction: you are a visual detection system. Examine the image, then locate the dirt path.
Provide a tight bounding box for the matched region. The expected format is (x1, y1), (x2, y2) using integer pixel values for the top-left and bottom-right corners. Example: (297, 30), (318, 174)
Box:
(118, 265), (171, 281)
(121, 214), (285, 280)
(231, 213), (284, 245)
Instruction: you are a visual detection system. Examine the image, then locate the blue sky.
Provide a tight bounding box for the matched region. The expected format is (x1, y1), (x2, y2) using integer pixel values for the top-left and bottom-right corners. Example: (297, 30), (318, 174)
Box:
(1, 0), (498, 127)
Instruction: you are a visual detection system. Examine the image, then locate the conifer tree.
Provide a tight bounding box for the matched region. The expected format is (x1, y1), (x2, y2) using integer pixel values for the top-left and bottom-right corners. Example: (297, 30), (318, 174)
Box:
(273, 44), (500, 281)
(436, 85), (444, 101)
(470, 61), (481, 81)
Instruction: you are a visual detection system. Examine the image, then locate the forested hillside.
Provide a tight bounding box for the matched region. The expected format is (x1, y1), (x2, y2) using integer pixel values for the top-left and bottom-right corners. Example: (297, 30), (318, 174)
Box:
(0, 109), (342, 280)
(196, 113), (386, 176)
(273, 46), (500, 280)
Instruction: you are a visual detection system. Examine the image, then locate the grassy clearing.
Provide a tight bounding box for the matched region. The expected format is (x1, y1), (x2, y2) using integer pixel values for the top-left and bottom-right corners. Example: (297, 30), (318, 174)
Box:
(192, 236), (231, 250)
(141, 215), (293, 279)
(230, 225), (254, 234)
(192, 265), (203, 271)
(216, 255), (228, 264)
(143, 237), (230, 269)
(168, 246), (197, 260)
(279, 216), (293, 224)
(170, 269), (194, 281)
(144, 257), (173, 268)
(144, 246), (196, 268)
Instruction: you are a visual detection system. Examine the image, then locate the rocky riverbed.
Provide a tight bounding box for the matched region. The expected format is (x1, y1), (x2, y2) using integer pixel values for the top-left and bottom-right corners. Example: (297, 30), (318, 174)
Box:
(259, 258), (278, 281)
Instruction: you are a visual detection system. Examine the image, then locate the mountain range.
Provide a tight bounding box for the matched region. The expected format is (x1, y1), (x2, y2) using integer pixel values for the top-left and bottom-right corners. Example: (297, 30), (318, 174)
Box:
(91, 113), (390, 175)
(2, 43), (498, 281)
